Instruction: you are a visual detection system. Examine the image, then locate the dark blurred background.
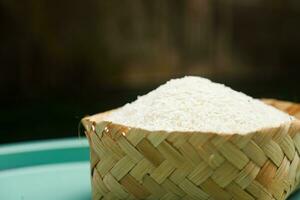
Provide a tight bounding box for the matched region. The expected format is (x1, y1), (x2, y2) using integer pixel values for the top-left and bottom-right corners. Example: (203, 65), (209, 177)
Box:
(0, 0), (300, 144)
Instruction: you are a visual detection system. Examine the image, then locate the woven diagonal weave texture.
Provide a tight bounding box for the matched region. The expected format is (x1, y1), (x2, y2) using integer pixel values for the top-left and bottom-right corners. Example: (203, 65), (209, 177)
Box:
(82, 99), (300, 200)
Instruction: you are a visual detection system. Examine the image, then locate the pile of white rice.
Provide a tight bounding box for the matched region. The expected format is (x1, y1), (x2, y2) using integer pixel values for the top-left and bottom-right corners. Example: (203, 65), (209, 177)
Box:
(104, 76), (292, 134)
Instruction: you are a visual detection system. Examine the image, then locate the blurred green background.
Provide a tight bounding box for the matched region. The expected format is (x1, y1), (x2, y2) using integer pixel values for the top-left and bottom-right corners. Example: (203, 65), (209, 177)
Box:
(0, 0), (299, 143)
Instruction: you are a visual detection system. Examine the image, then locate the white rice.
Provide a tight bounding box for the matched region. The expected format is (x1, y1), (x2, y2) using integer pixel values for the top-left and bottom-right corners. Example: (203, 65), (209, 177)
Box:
(104, 76), (292, 134)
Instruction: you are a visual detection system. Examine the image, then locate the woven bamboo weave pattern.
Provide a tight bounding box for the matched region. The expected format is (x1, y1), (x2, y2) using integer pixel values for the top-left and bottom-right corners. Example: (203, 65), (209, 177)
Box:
(82, 100), (300, 200)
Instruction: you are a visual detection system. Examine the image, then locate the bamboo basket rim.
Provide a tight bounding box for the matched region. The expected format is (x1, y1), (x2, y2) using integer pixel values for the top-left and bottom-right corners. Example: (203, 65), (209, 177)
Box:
(81, 99), (300, 137)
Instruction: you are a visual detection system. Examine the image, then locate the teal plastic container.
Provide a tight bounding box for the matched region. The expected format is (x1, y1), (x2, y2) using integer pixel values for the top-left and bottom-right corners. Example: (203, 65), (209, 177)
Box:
(0, 138), (91, 200)
(0, 138), (299, 200)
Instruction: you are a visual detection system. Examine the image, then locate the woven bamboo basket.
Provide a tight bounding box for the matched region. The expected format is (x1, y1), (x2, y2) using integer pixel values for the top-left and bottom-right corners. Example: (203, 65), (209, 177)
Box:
(82, 99), (300, 200)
